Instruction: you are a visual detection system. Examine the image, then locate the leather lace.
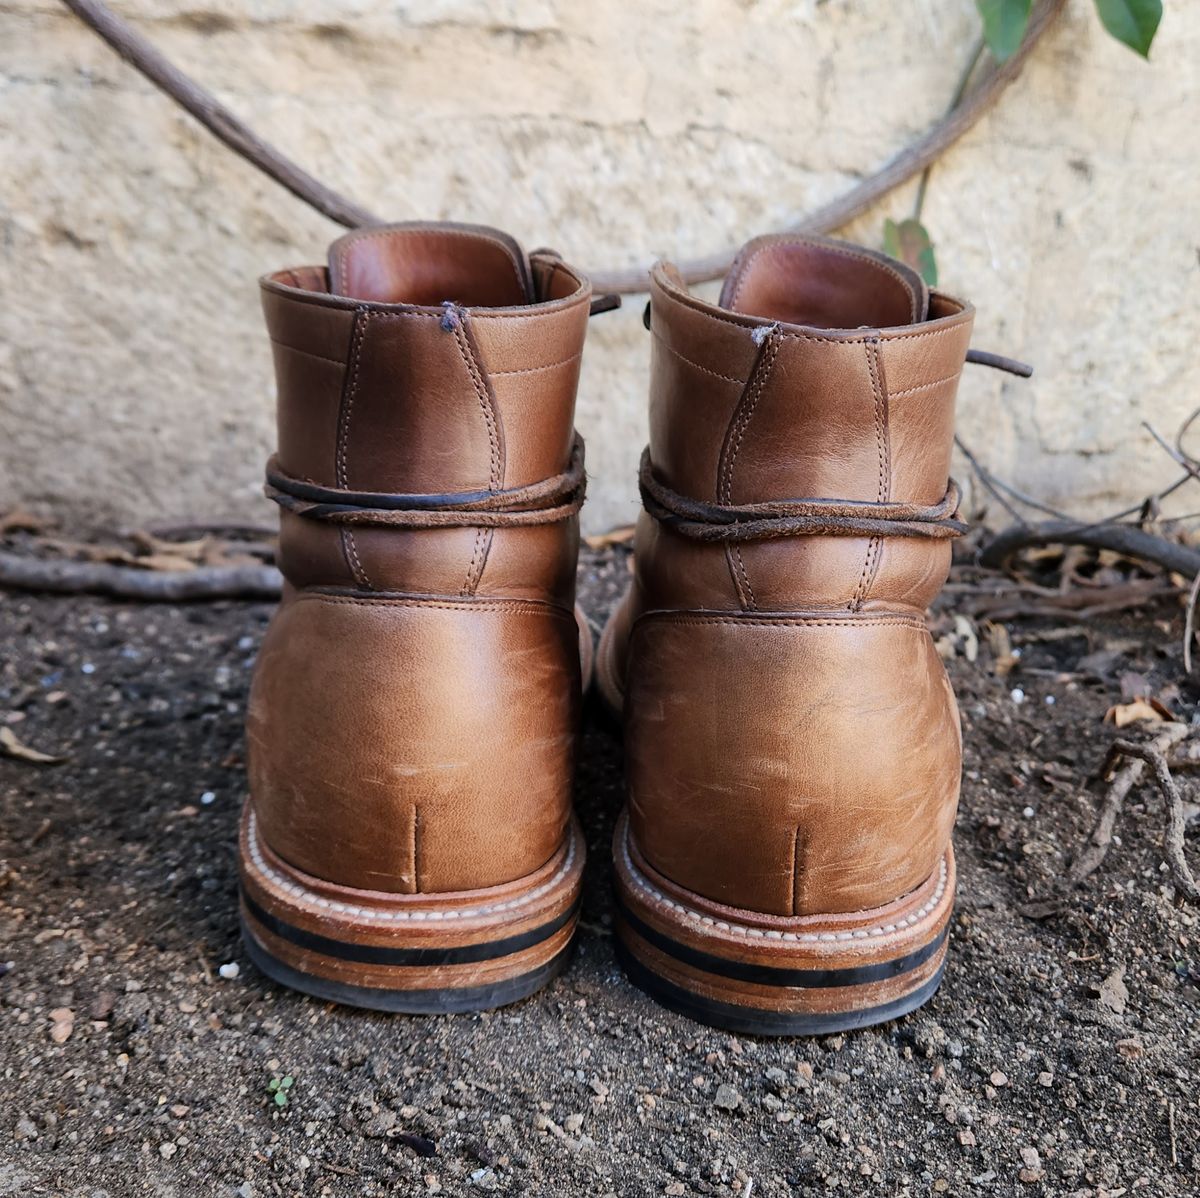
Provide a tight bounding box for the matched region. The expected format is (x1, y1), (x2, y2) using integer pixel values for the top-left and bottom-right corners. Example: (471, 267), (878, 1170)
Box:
(638, 448), (967, 543)
(265, 434), (586, 529)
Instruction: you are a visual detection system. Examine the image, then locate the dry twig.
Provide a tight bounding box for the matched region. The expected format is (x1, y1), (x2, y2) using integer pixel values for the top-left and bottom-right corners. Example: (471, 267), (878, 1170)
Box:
(0, 549), (281, 601)
(1070, 723), (1197, 900)
(60, 0), (378, 228)
(978, 521), (1200, 578)
(1099, 738), (1200, 902)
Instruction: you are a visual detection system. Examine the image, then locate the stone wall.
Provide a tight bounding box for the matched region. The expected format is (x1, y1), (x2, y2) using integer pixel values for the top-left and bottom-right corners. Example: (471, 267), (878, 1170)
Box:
(2, 0), (1197, 533)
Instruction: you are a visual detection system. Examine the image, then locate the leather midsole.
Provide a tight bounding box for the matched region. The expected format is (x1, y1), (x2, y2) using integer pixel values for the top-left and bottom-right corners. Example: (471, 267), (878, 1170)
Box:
(242, 887), (581, 968)
(615, 892), (947, 988)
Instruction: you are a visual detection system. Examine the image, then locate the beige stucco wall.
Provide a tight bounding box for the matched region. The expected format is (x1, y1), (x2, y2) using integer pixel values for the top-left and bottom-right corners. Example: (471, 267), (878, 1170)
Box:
(1, 0), (1197, 535)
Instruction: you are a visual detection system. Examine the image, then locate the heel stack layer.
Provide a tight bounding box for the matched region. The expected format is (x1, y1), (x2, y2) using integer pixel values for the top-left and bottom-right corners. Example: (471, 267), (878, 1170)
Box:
(239, 806), (584, 1013)
(613, 812), (954, 1035)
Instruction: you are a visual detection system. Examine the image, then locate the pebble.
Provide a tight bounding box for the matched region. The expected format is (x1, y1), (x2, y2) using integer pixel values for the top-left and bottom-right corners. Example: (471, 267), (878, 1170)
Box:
(1018, 1146), (1044, 1183)
(989, 1071), (1009, 1088)
(713, 1084), (740, 1112)
(218, 962), (240, 980)
(363, 1110), (396, 1138)
(48, 1007), (75, 1044)
(200, 791), (216, 806)
(1115, 1037), (1144, 1059)
(1010, 688), (1025, 705)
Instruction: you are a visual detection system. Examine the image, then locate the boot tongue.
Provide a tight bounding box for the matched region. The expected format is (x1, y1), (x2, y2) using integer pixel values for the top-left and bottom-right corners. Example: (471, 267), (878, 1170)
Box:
(327, 223), (534, 307)
(718, 234), (929, 329)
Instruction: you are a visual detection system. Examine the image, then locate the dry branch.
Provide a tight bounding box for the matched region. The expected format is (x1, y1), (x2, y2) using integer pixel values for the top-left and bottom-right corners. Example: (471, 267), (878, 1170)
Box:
(1097, 737), (1199, 902)
(0, 549), (281, 601)
(1070, 723), (1194, 895)
(60, 0), (1067, 294)
(597, 0), (1066, 289)
(978, 520), (1200, 578)
(61, 0), (379, 228)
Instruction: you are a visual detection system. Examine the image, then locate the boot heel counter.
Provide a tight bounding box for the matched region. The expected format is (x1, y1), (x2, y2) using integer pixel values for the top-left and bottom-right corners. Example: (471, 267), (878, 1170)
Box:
(247, 593), (578, 894)
(625, 611), (960, 917)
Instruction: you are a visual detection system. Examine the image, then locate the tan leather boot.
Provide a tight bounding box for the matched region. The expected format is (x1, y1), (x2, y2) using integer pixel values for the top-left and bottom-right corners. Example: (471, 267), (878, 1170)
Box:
(239, 223), (593, 1012)
(598, 234), (978, 1034)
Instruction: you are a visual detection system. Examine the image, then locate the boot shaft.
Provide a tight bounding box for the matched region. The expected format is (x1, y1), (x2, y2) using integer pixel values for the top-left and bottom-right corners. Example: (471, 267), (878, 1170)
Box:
(259, 223), (591, 601)
(638, 234), (973, 614)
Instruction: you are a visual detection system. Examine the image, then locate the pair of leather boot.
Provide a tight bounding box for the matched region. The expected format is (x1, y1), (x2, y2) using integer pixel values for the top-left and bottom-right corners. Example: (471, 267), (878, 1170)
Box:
(239, 222), (977, 1034)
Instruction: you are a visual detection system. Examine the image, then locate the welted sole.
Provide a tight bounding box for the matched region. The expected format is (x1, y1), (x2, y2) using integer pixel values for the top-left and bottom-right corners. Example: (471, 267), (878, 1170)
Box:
(239, 806), (585, 1014)
(613, 812), (954, 1036)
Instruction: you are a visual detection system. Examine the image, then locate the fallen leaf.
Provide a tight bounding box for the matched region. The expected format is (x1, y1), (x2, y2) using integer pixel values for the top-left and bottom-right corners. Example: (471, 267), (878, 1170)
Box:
(0, 726), (67, 765)
(954, 615), (979, 664)
(0, 507), (53, 534)
(985, 621), (1016, 677)
(132, 553), (202, 574)
(583, 525), (636, 551)
(128, 530), (211, 562)
(1103, 699), (1162, 728)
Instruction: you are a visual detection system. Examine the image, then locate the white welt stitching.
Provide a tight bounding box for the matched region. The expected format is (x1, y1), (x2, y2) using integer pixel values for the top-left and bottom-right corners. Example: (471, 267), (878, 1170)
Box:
(620, 822), (947, 943)
(246, 810), (576, 923)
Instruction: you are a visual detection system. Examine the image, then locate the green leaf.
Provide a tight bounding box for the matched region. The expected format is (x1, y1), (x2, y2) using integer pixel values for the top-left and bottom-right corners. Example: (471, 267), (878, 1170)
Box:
(267, 1078), (280, 1092)
(975, 0), (1032, 62)
(280, 1076), (294, 1089)
(274, 1091), (288, 1107)
(883, 218), (939, 287)
(1094, 0), (1162, 57)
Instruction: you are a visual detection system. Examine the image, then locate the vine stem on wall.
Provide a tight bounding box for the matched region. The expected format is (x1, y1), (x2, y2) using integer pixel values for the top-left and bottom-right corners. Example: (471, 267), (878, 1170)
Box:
(60, 0), (1067, 294)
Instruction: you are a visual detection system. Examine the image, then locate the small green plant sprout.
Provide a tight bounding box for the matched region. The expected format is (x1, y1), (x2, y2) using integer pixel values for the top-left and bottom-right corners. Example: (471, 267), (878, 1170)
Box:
(267, 1074), (295, 1108)
(977, 0), (1163, 62)
(883, 218), (938, 286)
(885, 0), (1162, 286)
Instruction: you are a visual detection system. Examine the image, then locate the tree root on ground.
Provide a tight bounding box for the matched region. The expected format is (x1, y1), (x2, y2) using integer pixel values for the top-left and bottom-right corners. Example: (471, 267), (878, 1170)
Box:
(1070, 724), (1198, 903)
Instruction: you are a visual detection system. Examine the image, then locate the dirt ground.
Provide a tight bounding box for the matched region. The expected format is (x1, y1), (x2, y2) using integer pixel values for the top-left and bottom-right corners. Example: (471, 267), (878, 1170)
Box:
(2, 545), (1198, 1197)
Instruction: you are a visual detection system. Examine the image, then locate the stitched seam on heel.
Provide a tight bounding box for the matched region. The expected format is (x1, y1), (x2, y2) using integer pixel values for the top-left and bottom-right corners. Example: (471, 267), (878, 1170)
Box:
(335, 308), (374, 590)
(852, 337), (889, 611)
